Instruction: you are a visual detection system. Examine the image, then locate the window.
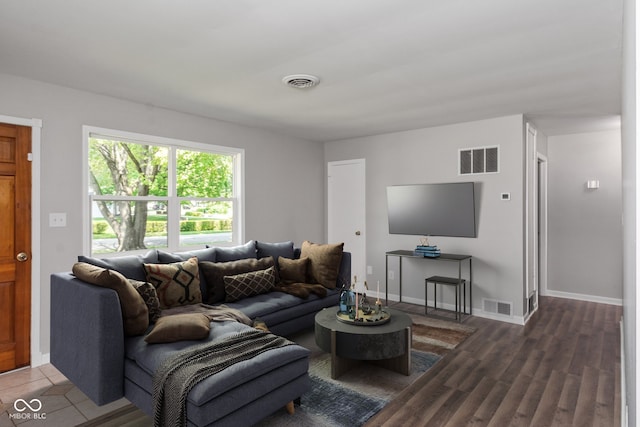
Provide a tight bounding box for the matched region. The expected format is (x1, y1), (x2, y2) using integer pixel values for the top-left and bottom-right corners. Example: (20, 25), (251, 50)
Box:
(83, 126), (243, 255)
(459, 146), (499, 175)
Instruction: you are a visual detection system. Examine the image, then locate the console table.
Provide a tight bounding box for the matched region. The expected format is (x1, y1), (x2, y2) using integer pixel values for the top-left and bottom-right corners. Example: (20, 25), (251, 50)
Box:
(385, 250), (473, 315)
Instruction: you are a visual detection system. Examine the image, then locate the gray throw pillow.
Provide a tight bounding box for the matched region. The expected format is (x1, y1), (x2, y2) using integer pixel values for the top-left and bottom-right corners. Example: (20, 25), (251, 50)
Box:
(212, 240), (257, 262)
(78, 250), (158, 281)
(256, 241), (295, 261)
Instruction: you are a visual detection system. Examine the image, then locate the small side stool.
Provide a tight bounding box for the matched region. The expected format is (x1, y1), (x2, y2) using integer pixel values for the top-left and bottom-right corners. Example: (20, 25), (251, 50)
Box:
(425, 275), (467, 322)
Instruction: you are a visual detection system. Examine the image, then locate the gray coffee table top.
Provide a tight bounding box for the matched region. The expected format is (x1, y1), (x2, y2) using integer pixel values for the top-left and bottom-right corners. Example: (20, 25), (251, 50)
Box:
(315, 307), (412, 336)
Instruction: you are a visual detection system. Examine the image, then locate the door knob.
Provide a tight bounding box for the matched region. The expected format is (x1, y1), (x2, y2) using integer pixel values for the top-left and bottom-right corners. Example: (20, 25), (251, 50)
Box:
(355, 231), (361, 236)
(16, 252), (29, 262)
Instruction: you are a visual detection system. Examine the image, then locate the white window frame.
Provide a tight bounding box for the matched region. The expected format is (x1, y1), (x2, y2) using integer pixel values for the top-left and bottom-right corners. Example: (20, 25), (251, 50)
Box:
(82, 125), (244, 256)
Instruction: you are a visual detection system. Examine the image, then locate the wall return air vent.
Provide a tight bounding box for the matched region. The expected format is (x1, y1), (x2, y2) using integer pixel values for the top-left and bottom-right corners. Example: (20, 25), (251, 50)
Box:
(483, 298), (512, 317)
(459, 146), (499, 175)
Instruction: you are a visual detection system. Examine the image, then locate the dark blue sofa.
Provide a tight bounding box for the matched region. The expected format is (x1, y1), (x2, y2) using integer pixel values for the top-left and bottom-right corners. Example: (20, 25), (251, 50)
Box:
(50, 243), (350, 426)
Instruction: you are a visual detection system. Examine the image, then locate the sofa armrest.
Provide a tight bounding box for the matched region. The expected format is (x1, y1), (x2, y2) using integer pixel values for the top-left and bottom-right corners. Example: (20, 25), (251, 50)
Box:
(50, 273), (125, 405)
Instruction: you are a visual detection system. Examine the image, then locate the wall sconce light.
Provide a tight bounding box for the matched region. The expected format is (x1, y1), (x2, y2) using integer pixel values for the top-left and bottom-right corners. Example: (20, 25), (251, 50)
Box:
(586, 180), (600, 189)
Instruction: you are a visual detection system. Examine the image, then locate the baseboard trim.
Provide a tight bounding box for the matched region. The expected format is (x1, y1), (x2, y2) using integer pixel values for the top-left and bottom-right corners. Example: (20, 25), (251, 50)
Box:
(542, 289), (622, 306)
(378, 292), (525, 325)
(31, 352), (50, 368)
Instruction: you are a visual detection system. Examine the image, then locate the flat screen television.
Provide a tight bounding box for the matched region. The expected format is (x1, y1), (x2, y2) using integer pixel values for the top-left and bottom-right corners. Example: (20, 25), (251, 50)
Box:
(386, 182), (476, 238)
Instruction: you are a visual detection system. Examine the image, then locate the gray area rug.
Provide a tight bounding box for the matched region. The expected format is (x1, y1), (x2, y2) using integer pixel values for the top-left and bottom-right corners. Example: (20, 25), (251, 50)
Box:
(255, 349), (440, 427)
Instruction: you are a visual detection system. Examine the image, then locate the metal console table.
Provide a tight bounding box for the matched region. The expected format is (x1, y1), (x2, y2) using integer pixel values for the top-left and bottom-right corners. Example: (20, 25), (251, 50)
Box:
(385, 250), (473, 315)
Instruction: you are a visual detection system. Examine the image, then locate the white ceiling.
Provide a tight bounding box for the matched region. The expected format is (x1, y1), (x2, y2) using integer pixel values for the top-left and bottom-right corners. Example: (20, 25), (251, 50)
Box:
(0, 0), (623, 141)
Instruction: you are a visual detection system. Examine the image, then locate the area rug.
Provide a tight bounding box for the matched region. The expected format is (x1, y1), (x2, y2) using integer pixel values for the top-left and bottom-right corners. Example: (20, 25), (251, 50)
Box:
(78, 314), (475, 427)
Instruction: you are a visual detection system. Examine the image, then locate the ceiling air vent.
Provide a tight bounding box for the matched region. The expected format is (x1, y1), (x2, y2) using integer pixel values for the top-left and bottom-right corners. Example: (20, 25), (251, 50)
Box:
(282, 74), (320, 89)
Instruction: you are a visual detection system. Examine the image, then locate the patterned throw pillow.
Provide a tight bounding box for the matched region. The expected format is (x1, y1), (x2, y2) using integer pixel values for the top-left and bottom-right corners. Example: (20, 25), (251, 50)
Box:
(144, 257), (202, 309)
(199, 257), (275, 304)
(223, 266), (276, 302)
(129, 279), (162, 323)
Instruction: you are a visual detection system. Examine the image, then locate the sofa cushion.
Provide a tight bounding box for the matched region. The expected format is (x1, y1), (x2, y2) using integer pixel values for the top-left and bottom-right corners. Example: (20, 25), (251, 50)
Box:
(213, 240), (257, 262)
(157, 247), (216, 263)
(224, 266), (277, 302)
(72, 262), (149, 336)
(129, 279), (162, 323)
(143, 257), (202, 309)
(278, 256), (308, 283)
(144, 313), (211, 344)
(78, 250), (158, 281)
(256, 241), (295, 262)
(124, 320), (310, 412)
(300, 241), (344, 289)
(199, 257), (275, 304)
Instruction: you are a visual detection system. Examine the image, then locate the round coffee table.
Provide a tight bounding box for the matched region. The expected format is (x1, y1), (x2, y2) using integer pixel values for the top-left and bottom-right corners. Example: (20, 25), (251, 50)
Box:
(314, 307), (412, 379)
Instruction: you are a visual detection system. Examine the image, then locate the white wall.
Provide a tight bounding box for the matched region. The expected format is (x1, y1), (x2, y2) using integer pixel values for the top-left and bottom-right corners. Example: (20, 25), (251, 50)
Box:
(325, 115), (527, 321)
(0, 73), (325, 357)
(547, 130), (623, 303)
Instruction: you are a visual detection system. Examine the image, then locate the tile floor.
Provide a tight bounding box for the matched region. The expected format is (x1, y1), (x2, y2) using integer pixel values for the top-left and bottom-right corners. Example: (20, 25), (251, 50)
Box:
(0, 364), (130, 427)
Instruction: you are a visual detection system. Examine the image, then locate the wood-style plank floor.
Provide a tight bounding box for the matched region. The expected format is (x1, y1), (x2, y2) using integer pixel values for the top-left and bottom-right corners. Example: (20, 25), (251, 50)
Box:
(366, 296), (622, 427)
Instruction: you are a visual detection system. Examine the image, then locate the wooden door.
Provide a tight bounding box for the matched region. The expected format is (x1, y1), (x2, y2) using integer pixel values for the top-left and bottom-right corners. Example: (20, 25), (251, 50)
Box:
(0, 123), (31, 373)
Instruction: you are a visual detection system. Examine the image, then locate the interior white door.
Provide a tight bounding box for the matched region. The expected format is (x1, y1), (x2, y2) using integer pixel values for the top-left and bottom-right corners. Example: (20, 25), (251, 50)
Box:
(328, 159), (366, 286)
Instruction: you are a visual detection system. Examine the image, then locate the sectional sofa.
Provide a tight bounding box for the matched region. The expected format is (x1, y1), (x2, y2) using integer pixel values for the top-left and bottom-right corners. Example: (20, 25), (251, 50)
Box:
(50, 240), (351, 426)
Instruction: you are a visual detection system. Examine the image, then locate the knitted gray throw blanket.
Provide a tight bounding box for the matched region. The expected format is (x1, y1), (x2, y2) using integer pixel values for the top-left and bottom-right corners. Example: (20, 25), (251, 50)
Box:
(152, 329), (294, 427)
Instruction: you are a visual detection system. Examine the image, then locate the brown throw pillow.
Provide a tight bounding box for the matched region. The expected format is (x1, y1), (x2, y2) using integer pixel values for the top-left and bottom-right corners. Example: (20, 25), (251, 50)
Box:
(143, 257), (202, 309)
(300, 241), (344, 289)
(278, 257), (309, 284)
(72, 262), (149, 336)
(144, 313), (211, 344)
(199, 257), (275, 304)
(223, 266), (277, 302)
(129, 279), (162, 323)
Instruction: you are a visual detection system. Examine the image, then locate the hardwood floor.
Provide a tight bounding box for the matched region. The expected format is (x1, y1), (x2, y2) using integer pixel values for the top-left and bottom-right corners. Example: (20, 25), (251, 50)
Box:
(366, 296), (622, 427)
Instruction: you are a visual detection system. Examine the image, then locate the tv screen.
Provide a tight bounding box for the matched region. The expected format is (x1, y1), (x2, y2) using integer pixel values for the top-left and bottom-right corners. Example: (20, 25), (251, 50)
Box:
(386, 182), (476, 238)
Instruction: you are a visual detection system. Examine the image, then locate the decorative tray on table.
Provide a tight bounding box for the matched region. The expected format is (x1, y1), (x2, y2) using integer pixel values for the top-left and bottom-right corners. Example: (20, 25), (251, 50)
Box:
(336, 308), (391, 326)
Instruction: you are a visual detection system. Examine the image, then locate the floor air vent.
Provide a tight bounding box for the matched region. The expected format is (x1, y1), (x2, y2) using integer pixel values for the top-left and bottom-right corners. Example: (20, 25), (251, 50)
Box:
(483, 298), (512, 316)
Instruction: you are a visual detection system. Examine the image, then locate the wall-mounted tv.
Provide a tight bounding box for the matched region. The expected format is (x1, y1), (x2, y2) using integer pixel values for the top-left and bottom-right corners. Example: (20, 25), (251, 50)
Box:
(386, 182), (476, 238)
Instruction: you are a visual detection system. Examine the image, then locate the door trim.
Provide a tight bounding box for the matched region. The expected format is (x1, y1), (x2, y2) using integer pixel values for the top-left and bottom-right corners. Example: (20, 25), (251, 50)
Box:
(537, 153), (548, 299)
(0, 114), (43, 367)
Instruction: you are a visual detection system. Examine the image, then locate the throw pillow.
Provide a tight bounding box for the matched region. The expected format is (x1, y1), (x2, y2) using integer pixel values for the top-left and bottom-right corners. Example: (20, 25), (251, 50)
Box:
(213, 240), (257, 262)
(144, 313), (211, 344)
(78, 250), (159, 281)
(278, 256), (309, 284)
(72, 262), (149, 336)
(256, 241), (295, 262)
(143, 257), (202, 309)
(199, 257), (275, 304)
(157, 247), (216, 263)
(223, 266), (277, 302)
(300, 241), (344, 289)
(129, 279), (162, 323)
